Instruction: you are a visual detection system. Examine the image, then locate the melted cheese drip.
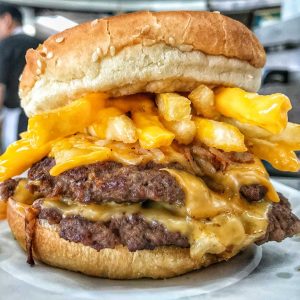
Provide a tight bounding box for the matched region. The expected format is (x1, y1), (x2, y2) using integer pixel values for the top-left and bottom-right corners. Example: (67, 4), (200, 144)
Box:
(39, 196), (268, 260)
(164, 169), (230, 219)
(212, 158), (279, 202)
(35, 161), (269, 260)
(42, 200), (190, 236)
(164, 167), (271, 217)
(160, 168), (270, 258)
(13, 179), (38, 205)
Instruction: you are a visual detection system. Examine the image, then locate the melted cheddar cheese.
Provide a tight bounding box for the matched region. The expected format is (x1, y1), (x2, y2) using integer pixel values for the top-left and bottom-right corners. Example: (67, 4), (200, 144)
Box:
(2, 85), (298, 259)
(132, 112), (175, 149)
(193, 117), (247, 152)
(9, 154), (271, 259)
(25, 93), (107, 147)
(29, 166), (269, 259)
(0, 138), (51, 181)
(215, 87), (291, 134)
(0, 87), (298, 180)
(210, 158), (279, 202)
(247, 138), (300, 172)
(49, 135), (112, 176)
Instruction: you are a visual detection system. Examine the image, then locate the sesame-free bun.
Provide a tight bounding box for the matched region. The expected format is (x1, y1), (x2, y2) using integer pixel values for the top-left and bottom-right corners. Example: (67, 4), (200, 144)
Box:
(7, 198), (247, 279)
(20, 11), (266, 117)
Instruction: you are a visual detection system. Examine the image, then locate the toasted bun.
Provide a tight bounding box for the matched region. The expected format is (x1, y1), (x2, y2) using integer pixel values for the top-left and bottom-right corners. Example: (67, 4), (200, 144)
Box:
(0, 201), (7, 220)
(7, 198), (242, 279)
(20, 11), (265, 117)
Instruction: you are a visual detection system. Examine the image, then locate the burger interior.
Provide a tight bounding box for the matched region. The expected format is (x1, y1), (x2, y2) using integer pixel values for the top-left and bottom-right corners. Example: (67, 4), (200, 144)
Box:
(1, 84), (300, 267)
(0, 5), (299, 281)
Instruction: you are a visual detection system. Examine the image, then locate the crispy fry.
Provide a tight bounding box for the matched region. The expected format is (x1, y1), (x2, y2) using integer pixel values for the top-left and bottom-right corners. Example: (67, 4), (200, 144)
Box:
(106, 115), (138, 143)
(188, 85), (220, 119)
(87, 107), (123, 139)
(215, 87), (291, 134)
(225, 118), (300, 151)
(194, 117), (247, 152)
(247, 138), (300, 172)
(156, 93), (191, 121)
(162, 119), (196, 144)
(132, 112), (175, 149)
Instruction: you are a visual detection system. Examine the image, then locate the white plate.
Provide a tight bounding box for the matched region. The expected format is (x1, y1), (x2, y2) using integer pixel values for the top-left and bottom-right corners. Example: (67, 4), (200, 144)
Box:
(0, 218), (261, 300)
(0, 180), (299, 300)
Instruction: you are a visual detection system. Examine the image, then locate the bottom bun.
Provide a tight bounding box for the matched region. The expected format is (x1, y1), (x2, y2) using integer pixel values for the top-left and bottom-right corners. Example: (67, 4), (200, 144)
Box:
(8, 198), (236, 279)
(0, 201), (7, 220)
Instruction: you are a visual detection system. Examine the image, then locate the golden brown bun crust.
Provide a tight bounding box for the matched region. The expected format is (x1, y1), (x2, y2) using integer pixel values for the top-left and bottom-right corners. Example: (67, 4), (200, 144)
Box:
(20, 11), (265, 117)
(0, 201), (7, 220)
(7, 198), (227, 279)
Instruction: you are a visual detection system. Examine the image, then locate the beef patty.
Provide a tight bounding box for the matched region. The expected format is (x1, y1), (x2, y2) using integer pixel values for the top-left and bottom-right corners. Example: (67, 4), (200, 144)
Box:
(37, 206), (189, 251)
(34, 193), (300, 252)
(27, 158), (186, 206)
(257, 194), (300, 244)
(0, 178), (20, 201)
(23, 151), (263, 205)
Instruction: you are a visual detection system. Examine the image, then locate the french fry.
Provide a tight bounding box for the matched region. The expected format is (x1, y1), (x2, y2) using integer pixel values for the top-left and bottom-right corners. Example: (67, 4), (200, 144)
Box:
(194, 117), (247, 152)
(215, 87), (291, 134)
(26, 93), (107, 146)
(156, 93), (191, 121)
(162, 119), (196, 144)
(247, 138), (300, 172)
(87, 107), (123, 139)
(106, 115), (138, 143)
(188, 85), (220, 119)
(132, 112), (175, 149)
(225, 118), (300, 151)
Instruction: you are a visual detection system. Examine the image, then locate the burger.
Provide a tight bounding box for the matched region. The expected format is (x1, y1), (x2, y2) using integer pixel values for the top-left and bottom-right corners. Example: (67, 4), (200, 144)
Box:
(0, 11), (299, 279)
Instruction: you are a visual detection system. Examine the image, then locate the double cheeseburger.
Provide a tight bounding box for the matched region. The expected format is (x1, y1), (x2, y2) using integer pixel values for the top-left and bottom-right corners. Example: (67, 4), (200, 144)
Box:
(0, 11), (300, 279)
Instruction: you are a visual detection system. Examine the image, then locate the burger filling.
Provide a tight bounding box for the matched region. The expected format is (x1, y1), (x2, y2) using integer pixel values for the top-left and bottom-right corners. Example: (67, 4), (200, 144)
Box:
(35, 194), (300, 250)
(0, 86), (300, 264)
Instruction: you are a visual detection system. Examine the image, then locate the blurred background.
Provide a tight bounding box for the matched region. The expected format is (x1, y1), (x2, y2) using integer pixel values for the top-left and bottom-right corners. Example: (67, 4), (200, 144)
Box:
(0, 0), (299, 184)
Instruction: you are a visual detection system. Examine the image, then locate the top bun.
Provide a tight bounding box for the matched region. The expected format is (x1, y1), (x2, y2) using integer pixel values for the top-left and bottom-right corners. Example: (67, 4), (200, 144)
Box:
(20, 11), (266, 117)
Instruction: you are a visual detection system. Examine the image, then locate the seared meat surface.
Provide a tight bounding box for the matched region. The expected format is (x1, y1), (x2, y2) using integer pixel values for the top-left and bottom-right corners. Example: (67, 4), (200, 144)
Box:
(28, 158), (185, 206)
(37, 206), (189, 251)
(257, 193), (300, 244)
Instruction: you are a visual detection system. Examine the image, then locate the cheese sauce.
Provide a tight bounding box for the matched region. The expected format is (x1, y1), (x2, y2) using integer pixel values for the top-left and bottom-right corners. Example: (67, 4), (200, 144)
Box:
(161, 168), (269, 257)
(39, 197), (268, 259)
(1, 88), (294, 260)
(211, 158), (279, 202)
(35, 164), (269, 259)
(164, 168), (270, 221)
(164, 168), (231, 219)
(10, 146), (272, 259)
